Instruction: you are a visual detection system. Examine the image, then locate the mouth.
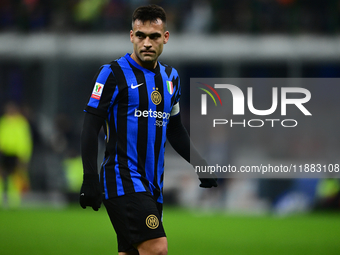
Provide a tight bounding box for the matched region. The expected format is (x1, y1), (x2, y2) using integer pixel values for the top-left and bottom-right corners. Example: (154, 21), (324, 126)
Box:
(141, 50), (155, 55)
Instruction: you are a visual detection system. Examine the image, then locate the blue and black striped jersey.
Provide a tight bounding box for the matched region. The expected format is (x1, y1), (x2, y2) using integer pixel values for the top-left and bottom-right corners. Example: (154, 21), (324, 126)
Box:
(85, 53), (181, 203)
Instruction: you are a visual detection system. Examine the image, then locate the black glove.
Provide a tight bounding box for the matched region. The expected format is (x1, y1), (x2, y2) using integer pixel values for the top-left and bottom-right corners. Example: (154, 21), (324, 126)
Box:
(199, 174), (218, 188)
(196, 163), (218, 188)
(197, 169), (218, 188)
(79, 174), (102, 211)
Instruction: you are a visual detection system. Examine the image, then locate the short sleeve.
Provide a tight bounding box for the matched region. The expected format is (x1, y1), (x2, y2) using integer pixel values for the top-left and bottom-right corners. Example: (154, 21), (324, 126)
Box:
(85, 64), (118, 118)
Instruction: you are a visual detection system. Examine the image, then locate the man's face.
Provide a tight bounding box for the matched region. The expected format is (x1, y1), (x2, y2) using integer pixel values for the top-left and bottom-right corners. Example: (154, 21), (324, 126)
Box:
(130, 18), (169, 68)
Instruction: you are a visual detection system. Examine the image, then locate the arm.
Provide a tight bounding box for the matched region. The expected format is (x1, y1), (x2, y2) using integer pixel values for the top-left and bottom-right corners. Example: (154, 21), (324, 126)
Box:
(166, 113), (203, 166)
(167, 113), (217, 188)
(80, 64), (117, 210)
(81, 112), (105, 175)
(80, 112), (105, 211)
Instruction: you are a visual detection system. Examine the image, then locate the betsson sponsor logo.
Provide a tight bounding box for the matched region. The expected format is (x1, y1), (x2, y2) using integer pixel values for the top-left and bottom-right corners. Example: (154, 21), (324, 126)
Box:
(134, 109), (170, 127)
(134, 109), (170, 120)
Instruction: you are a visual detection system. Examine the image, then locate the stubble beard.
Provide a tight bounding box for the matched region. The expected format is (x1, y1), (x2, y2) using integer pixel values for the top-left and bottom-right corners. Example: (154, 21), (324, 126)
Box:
(138, 52), (157, 65)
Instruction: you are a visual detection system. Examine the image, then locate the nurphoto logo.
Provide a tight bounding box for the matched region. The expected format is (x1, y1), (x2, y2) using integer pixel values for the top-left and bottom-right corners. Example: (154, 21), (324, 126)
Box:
(190, 78), (339, 179)
(198, 82), (223, 115)
(199, 83), (312, 128)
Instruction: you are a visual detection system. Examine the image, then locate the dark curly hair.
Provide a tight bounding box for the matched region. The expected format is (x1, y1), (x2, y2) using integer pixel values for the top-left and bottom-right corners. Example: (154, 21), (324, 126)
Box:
(132, 4), (167, 29)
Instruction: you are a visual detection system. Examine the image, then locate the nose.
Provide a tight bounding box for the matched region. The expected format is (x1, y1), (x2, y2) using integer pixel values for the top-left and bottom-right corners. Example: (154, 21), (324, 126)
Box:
(144, 37), (152, 49)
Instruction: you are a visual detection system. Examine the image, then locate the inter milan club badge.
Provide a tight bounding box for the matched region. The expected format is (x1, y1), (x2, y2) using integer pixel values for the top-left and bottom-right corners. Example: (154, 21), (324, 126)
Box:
(151, 87), (162, 105)
(146, 214), (159, 229)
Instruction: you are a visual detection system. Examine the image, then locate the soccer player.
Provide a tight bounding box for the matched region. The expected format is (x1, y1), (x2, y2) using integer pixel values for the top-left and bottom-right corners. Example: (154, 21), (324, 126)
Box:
(0, 101), (32, 208)
(80, 4), (217, 255)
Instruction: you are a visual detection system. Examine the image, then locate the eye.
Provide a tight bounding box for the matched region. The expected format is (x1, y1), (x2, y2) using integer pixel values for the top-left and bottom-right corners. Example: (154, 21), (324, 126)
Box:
(150, 34), (161, 40)
(135, 32), (145, 39)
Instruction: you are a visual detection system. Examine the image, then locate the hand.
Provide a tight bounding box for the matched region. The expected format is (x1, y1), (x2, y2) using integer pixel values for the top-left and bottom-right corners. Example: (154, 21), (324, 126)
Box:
(199, 176), (218, 188)
(79, 174), (102, 211)
(195, 160), (218, 188)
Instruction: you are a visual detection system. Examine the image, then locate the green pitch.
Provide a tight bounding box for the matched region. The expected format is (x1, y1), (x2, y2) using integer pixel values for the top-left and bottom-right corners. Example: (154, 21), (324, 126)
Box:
(0, 206), (340, 255)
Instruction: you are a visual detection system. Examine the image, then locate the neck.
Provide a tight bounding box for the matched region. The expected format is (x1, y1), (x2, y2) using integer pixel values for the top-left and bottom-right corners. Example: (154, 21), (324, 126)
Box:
(130, 52), (157, 70)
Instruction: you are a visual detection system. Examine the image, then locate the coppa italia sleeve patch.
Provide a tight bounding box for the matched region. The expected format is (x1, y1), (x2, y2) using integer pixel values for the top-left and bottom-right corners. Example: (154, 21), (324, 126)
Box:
(91, 82), (104, 100)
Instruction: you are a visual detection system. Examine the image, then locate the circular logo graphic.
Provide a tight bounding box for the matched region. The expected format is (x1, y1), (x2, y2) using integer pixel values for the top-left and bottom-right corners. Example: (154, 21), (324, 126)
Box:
(146, 214), (159, 229)
(151, 91), (162, 105)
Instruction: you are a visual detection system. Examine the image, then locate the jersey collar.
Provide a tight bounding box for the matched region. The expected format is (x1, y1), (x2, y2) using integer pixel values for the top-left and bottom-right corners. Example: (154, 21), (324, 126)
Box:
(125, 53), (160, 75)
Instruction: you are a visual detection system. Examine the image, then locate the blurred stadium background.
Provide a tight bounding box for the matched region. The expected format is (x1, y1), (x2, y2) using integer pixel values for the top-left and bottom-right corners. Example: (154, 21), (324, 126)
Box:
(0, 1), (340, 254)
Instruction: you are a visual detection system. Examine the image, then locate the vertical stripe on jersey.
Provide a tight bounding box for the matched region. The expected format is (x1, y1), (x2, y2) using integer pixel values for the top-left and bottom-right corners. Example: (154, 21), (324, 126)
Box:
(129, 63), (151, 192)
(153, 73), (165, 201)
(118, 57), (146, 193)
(110, 61), (135, 195)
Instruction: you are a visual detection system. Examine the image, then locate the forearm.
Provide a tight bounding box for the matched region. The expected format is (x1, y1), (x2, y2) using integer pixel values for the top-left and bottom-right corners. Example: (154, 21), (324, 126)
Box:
(81, 112), (105, 175)
(166, 113), (206, 167)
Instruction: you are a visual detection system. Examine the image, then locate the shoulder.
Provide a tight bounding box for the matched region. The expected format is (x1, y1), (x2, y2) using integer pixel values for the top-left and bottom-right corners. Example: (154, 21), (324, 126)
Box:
(97, 55), (126, 77)
(99, 64), (113, 74)
(95, 64), (114, 81)
(96, 54), (126, 73)
(106, 55), (133, 76)
(158, 61), (179, 79)
(93, 62), (120, 87)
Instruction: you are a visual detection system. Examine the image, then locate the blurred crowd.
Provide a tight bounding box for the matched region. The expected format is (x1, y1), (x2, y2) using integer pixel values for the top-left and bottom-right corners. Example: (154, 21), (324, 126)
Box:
(0, 101), (83, 208)
(0, 0), (339, 34)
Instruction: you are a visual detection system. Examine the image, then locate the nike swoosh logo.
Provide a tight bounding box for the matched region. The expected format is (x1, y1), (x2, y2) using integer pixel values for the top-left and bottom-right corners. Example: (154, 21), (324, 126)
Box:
(131, 83), (144, 89)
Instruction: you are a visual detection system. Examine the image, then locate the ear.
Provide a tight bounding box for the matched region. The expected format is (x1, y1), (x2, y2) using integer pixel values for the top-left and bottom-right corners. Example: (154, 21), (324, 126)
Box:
(163, 31), (170, 44)
(130, 30), (134, 43)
